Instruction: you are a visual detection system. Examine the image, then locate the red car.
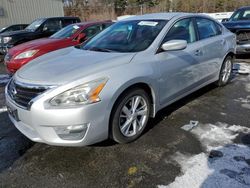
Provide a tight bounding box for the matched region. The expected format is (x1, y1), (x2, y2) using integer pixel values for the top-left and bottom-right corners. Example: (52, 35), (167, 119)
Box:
(4, 21), (113, 74)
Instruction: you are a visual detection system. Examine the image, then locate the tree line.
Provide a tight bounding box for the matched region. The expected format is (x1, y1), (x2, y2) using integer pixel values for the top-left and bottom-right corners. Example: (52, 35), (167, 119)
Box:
(64, 0), (250, 20)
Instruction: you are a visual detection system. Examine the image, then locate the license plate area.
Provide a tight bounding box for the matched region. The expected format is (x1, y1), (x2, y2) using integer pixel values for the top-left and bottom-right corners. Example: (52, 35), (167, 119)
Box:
(7, 105), (20, 122)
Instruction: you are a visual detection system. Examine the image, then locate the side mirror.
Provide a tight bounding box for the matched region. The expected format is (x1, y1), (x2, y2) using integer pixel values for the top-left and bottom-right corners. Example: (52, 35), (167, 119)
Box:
(222, 18), (229, 22)
(43, 26), (48, 32)
(161, 40), (187, 51)
(77, 33), (86, 43)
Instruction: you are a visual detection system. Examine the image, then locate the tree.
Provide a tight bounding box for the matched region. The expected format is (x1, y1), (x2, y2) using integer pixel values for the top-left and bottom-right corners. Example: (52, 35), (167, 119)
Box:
(114, 0), (128, 15)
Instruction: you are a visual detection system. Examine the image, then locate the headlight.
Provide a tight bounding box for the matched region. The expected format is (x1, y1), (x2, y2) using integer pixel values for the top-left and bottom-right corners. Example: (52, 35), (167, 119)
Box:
(49, 78), (108, 107)
(3, 37), (12, 43)
(14, 50), (39, 59)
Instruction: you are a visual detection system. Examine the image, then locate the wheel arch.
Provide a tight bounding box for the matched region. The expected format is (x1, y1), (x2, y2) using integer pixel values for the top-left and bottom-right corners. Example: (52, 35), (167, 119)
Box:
(107, 81), (157, 138)
(225, 51), (235, 59)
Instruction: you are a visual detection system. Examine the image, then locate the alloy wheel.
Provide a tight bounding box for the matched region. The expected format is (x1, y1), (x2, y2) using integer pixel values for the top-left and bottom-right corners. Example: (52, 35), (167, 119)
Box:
(119, 95), (148, 137)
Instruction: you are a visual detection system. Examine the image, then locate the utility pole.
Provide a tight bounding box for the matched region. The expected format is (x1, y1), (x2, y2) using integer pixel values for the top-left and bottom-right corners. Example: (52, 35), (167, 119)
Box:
(169, 0), (173, 12)
(140, 4), (143, 15)
(138, 0), (143, 15)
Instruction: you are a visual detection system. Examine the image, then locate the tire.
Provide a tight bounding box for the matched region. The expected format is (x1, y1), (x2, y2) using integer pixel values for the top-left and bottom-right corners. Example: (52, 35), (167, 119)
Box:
(215, 56), (233, 87)
(110, 88), (151, 144)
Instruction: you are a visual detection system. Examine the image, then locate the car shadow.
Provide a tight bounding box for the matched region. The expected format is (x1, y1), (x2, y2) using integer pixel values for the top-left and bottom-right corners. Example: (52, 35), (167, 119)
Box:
(145, 83), (217, 133)
(236, 54), (250, 60)
(0, 111), (34, 173)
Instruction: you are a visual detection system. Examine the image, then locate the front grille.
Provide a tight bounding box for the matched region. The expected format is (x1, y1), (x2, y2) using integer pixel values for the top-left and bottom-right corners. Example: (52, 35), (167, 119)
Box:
(7, 80), (47, 109)
(236, 30), (250, 42)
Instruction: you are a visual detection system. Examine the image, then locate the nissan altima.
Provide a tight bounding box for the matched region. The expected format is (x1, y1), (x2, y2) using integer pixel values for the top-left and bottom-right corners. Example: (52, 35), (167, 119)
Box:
(5, 13), (236, 146)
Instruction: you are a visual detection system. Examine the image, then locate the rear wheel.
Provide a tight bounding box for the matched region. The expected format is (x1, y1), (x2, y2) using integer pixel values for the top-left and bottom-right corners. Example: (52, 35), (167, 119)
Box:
(110, 88), (151, 144)
(216, 56), (233, 87)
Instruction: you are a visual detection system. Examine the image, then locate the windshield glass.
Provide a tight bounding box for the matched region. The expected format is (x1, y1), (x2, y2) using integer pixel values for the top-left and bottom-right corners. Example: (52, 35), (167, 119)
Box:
(25, 18), (45, 31)
(50, 24), (80, 39)
(230, 8), (250, 21)
(82, 20), (167, 53)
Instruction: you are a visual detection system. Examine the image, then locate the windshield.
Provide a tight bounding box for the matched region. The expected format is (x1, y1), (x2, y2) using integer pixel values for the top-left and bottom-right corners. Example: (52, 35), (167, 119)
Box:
(25, 18), (45, 31)
(230, 8), (250, 21)
(50, 24), (80, 39)
(82, 20), (167, 53)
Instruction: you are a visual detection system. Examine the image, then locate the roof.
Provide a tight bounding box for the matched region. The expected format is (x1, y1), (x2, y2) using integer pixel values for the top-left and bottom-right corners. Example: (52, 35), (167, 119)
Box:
(41, 16), (80, 20)
(75, 20), (113, 27)
(123, 12), (191, 21)
(238, 6), (250, 10)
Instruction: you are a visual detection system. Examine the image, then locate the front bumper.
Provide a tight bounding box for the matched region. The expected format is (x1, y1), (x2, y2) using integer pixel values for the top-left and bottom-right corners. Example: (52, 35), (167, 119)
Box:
(5, 87), (109, 146)
(236, 43), (250, 54)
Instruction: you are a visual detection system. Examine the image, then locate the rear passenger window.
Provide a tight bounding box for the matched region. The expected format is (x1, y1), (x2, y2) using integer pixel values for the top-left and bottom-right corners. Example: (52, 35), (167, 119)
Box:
(163, 18), (197, 44)
(63, 19), (78, 27)
(43, 19), (62, 32)
(102, 23), (113, 29)
(215, 23), (223, 35)
(196, 18), (221, 40)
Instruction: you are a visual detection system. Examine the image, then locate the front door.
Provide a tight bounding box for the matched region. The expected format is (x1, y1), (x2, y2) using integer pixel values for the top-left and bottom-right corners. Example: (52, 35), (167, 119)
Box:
(155, 18), (205, 105)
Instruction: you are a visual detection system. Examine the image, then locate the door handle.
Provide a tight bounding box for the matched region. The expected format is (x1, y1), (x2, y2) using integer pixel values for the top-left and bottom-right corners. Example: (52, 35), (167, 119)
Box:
(221, 39), (226, 45)
(195, 50), (203, 56)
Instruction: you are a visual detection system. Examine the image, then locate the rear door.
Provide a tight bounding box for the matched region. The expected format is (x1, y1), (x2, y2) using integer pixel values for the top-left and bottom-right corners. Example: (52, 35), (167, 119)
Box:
(155, 18), (205, 105)
(62, 18), (80, 27)
(194, 17), (225, 80)
(41, 18), (63, 37)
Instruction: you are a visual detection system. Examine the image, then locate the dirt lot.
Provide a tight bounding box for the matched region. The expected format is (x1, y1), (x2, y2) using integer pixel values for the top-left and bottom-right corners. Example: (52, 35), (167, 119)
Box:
(0, 58), (249, 188)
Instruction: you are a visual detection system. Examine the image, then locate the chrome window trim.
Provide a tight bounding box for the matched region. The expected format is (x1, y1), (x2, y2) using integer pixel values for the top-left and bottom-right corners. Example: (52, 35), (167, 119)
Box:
(7, 79), (56, 110)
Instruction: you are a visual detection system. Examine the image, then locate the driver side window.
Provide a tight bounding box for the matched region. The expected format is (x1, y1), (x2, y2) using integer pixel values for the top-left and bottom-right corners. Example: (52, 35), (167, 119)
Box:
(82, 25), (102, 39)
(163, 18), (197, 44)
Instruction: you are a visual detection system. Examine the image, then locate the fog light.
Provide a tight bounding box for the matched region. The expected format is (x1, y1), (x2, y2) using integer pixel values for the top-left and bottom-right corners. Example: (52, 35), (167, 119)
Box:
(54, 123), (89, 140)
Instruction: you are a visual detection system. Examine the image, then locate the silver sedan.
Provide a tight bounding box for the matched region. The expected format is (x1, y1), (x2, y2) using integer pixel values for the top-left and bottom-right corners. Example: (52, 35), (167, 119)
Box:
(5, 13), (236, 146)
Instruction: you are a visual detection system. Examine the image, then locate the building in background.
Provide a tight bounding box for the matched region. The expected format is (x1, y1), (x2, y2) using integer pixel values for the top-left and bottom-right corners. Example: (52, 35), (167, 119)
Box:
(0, 0), (64, 28)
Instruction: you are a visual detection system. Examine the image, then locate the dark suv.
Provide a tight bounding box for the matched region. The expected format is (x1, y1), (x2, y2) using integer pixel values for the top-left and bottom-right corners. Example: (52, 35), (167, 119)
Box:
(223, 6), (250, 54)
(0, 17), (80, 54)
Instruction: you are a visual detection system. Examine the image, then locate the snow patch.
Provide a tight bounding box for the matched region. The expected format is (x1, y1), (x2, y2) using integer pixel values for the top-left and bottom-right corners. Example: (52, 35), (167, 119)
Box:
(234, 96), (250, 110)
(0, 106), (7, 113)
(234, 63), (250, 75)
(159, 123), (250, 188)
(181, 121), (199, 131)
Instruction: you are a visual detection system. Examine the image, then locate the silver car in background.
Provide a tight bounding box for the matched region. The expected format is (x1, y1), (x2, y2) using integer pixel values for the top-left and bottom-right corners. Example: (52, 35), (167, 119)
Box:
(5, 13), (236, 146)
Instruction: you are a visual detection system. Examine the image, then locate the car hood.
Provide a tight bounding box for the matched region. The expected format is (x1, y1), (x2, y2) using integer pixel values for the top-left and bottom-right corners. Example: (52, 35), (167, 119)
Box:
(0, 30), (33, 37)
(9, 38), (64, 55)
(16, 47), (136, 85)
(223, 21), (250, 31)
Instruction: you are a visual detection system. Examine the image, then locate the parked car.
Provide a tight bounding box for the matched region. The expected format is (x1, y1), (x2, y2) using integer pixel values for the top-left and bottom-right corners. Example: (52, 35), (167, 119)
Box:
(6, 13), (236, 146)
(222, 6), (250, 54)
(4, 21), (113, 74)
(0, 24), (28, 34)
(0, 17), (80, 55)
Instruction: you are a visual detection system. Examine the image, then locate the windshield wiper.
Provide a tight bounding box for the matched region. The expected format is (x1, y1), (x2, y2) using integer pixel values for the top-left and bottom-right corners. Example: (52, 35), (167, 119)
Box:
(88, 47), (116, 52)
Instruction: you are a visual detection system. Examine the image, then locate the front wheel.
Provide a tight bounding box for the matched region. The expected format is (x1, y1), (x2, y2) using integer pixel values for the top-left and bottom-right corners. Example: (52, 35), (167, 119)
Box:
(215, 56), (233, 87)
(110, 88), (151, 144)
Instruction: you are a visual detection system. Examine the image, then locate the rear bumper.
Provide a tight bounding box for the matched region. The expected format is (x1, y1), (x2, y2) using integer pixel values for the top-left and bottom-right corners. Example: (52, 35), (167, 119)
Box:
(236, 43), (250, 54)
